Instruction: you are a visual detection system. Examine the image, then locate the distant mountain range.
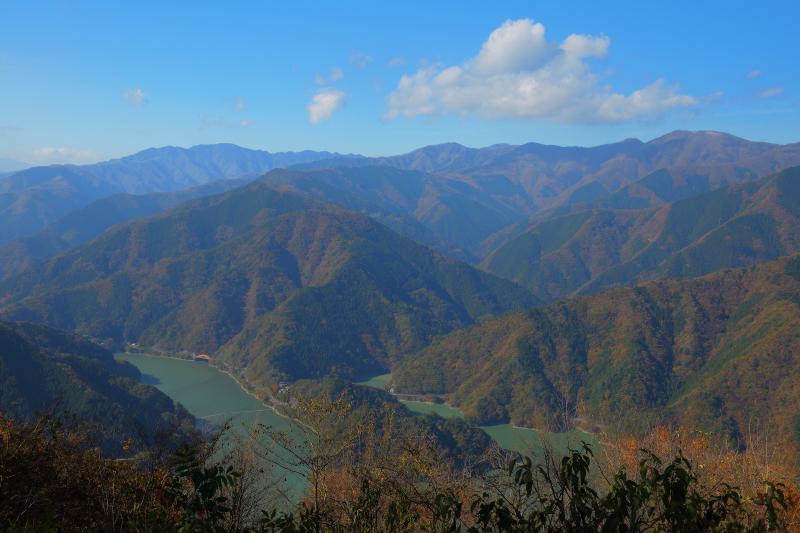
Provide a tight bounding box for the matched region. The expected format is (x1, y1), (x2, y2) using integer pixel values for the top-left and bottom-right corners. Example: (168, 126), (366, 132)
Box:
(225, 132), (800, 263)
(0, 166), (124, 244)
(395, 254), (800, 453)
(0, 184), (536, 385)
(0, 320), (196, 454)
(3, 131), (799, 253)
(0, 144), (360, 243)
(304, 130), (800, 217)
(179, 132), (800, 260)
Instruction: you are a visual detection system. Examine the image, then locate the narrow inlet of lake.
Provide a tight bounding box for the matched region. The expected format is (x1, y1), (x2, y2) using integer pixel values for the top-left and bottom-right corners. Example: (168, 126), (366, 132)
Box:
(356, 373), (592, 454)
(116, 353), (307, 508)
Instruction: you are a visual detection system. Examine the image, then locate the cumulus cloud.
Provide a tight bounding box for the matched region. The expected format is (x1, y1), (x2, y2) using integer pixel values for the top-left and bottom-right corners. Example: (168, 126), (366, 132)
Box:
(307, 89), (345, 124)
(31, 147), (96, 164)
(385, 19), (697, 123)
(314, 67), (344, 85)
(746, 69), (762, 79)
(349, 50), (373, 68)
(757, 86), (784, 98)
(122, 87), (146, 106)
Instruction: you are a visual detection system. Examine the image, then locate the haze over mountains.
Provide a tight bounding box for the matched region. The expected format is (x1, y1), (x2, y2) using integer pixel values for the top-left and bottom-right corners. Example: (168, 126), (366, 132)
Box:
(0, 158), (30, 173)
(4, 131), (799, 262)
(0, 178), (250, 279)
(260, 166), (518, 262)
(0, 144), (358, 243)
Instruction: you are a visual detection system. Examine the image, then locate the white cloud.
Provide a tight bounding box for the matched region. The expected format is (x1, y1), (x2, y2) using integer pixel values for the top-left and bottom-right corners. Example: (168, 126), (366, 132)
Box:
(122, 87), (146, 106)
(746, 69), (762, 79)
(307, 89), (345, 124)
(757, 86), (784, 98)
(560, 33), (609, 59)
(314, 67), (344, 85)
(31, 147), (96, 164)
(385, 19), (696, 124)
(349, 50), (373, 68)
(473, 19), (551, 74)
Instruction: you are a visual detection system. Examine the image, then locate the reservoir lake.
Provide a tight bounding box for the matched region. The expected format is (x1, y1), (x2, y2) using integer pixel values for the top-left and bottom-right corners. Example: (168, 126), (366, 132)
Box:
(116, 353), (307, 506)
(117, 355), (592, 503)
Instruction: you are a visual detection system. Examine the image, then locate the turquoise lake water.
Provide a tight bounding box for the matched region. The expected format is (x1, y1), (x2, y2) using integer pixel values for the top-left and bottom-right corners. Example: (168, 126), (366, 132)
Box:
(117, 354), (593, 504)
(116, 353), (307, 506)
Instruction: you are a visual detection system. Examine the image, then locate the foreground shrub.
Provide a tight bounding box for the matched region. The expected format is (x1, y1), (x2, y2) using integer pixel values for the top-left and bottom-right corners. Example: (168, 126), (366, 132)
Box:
(1, 412), (797, 531)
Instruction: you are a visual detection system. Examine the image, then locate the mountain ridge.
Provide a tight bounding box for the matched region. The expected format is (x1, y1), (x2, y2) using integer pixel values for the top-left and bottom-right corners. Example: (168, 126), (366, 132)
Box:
(482, 166), (800, 301)
(0, 144), (362, 244)
(0, 182), (538, 386)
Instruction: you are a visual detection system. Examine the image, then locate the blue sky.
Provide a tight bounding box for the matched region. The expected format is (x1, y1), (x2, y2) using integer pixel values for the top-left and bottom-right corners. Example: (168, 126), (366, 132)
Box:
(1, 0), (798, 164)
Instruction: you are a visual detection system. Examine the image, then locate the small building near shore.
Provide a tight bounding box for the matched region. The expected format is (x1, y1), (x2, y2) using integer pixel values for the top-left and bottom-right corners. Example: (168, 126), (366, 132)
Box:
(194, 354), (211, 363)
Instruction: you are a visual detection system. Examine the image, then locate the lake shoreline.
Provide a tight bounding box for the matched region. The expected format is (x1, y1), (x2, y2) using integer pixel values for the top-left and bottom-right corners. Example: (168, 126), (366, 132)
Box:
(120, 353), (595, 454)
(116, 351), (297, 426)
(116, 351), (308, 508)
(356, 372), (598, 452)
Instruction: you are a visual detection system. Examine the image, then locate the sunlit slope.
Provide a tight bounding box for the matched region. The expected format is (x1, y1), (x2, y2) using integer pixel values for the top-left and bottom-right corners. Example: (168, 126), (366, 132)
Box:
(397, 254), (800, 451)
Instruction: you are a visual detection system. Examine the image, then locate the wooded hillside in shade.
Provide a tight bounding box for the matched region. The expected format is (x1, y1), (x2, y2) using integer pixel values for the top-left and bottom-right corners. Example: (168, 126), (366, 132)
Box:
(0, 320), (196, 454)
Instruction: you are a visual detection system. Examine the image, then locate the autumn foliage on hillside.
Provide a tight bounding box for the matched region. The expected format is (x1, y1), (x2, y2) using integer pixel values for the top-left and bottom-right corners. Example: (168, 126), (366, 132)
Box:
(2, 404), (799, 531)
(396, 254), (800, 460)
(601, 426), (800, 529)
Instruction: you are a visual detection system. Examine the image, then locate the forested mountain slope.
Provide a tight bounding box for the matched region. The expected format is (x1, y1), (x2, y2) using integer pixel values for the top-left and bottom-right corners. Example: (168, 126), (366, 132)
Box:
(0, 182), (537, 386)
(396, 254), (800, 453)
(0, 320), (196, 454)
(483, 166), (800, 301)
(261, 166), (524, 262)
